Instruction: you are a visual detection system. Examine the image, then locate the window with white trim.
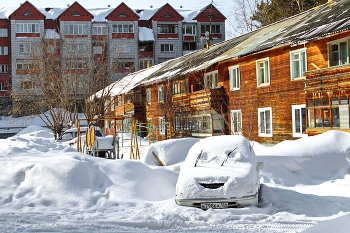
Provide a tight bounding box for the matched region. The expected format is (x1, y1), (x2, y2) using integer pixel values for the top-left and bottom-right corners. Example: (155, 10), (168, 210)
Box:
(66, 60), (87, 69)
(258, 107), (272, 137)
(256, 58), (270, 86)
(204, 70), (219, 89)
(290, 48), (307, 80)
(229, 66), (240, 90)
(161, 44), (174, 52)
(111, 96), (115, 111)
(0, 28), (8, 37)
(112, 24), (134, 33)
(158, 24), (178, 34)
(0, 64), (8, 73)
(93, 46), (102, 54)
(328, 39), (348, 66)
(0, 82), (8, 91)
(158, 85), (164, 102)
(117, 95), (122, 106)
(16, 23), (39, 33)
(159, 116), (166, 135)
(292, 104), (306, 137)
(19, 44), (35, 54)
(16, 62), (36, 70)
(20, 81), (35, 89)
(183, 24), (196, 35)
(66, 44), (86, 54)
(230, 110), (242, 134)
(92, 26), (107, 35)
(146, 88), (151, 104)
(0, 47), (8, 55)
(64, 24), (87, 35)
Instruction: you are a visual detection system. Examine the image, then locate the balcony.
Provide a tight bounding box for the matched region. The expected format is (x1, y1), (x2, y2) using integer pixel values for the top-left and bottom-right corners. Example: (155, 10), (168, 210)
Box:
(304, 64), (350, 97)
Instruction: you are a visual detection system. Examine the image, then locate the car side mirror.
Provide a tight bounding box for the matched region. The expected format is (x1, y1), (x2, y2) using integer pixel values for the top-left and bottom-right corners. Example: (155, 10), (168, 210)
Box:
(257, 162), (264, 170)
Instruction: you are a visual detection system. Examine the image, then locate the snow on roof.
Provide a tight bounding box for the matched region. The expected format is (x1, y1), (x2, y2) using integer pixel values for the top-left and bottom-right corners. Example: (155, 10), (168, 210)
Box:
(138, 27), (154, 41)
(0, 6), (19, 18)
(88, 8), (114, 22)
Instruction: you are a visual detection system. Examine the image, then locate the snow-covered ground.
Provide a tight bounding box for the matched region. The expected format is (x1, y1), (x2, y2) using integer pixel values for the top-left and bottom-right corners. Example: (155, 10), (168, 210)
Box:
(0, 123), (350, 232)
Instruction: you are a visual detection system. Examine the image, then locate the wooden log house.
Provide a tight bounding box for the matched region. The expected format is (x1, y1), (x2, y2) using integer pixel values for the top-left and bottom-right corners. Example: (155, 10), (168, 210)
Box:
(101, 0), (350, 144)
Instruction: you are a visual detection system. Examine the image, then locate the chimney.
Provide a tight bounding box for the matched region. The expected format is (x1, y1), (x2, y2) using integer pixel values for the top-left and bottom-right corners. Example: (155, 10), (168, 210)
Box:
(180, 6), (183, 8)
(108, 5), (110, 7)
(150, 5), (153, 8)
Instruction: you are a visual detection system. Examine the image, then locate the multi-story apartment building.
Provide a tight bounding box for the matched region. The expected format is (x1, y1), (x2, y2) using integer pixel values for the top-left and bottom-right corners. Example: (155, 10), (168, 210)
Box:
(0, 1), (226, 114)
(101, 0), (350, 144)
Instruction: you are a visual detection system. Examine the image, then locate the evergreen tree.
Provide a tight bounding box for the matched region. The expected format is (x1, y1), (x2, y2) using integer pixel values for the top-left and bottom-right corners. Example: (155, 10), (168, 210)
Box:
(251, 0), (328, 27)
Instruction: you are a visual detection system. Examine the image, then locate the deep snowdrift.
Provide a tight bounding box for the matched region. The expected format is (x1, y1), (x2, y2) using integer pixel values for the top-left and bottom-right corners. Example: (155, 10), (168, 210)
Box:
(0, 126), (350, 232)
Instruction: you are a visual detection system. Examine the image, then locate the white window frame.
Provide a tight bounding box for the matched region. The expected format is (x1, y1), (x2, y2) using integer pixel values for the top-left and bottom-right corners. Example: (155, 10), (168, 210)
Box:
(64, 24), (88, 35)
(111, 96), (115, 111)
(204, 70), (219, 89)
(161, 44), (174, 52)
(230, 110), (242, 134)
(0, 46), (8, 55)
(256, 58), (270, 86)
(112, 24), (134, 33)
(0, 64), (8, 73)
(229, 65), (240, 90)
(183, 24), (196, 35)
(117, 95), (122, 106)
(258, 107), (272, 137)
(292, 104), (307, 138)
(327, 38), (349, 67)
(146, 88), (151, 104)
(159, 116), (166, 135)
(0, 28), (8, 37)
(0, 82), (8, 91)
(158, 85), (164, 102)
(290, 48), (307, 80)
(19, 44), (35, 54)
(16, 23), (39, 33)
(93, 46), (103, 54)
(92, 25), (107, 35)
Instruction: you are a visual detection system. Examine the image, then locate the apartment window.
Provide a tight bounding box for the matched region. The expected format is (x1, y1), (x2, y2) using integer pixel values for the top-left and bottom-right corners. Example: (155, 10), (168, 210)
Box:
(201, 24), (221, 34)
(146, 88), (151, 104)
(66, 44), (86, 53)
(16, 62), (35, 70)
(329, 40), (348, 66)
(92, 26), (107, 35)
(111, 96), (115, 111)
(64, 24), (87, 35)
(204, 70), (219, 89)
(66, 60), (87, 69)
(256, 58), (270, 86)
(20, 81), (35, 89)
(16, 23), (39, 33)
(231, 110), (242, 134)
(0, 64), (8, 73)
(161, 44), (174, 52)
(290, 48), (307, 80)
(159, 116), (166, 135)
(158, 85), (164, 102)
(183, 24), (196, 35)
(229, 66), (240, 90)
(115, 61), (134, 69)
(0, 47), (8, 55)
(117, 95), (122, 106)
(19, 44), (35, 54)
(292, 104), (306, 137)
(140, 60), (152, 70)
(157, 24), (178, 34)
(0, 28), (8, 37)
(172, 80), (188, 94)
(0, 82), (8, 91)
(112, 24), (134, 33)
(93, 46), (103, 54)
(258, 107), (272, 137)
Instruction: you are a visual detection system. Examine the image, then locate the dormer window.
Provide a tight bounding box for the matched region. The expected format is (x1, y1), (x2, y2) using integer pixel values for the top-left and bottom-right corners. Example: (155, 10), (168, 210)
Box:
(163, 12), (172, 18)
(22, 10), (32, 16)
(119, 12), (127, 17)
(71, 11), (81, 16)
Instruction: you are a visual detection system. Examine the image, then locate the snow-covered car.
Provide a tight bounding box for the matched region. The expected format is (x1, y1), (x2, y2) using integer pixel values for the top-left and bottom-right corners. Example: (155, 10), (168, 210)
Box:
(175, 135), (264, 210)
(56, 127), (105, 142)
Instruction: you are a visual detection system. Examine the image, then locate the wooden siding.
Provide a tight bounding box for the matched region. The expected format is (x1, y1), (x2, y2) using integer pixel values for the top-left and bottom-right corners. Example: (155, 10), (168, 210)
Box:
(105, 2), (139, 21)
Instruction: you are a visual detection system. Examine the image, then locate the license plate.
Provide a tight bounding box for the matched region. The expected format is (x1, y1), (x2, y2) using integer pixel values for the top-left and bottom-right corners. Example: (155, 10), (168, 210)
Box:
(201, 202), (228, 210)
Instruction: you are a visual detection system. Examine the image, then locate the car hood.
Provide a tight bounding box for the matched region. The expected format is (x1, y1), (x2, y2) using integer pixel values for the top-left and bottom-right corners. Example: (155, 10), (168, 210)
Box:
(176, 160), (259, 200)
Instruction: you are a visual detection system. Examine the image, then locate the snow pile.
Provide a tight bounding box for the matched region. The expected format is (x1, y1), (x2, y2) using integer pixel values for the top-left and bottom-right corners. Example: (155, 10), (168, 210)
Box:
(0, 125), (350, 232)
(141, 137), (199, 166)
